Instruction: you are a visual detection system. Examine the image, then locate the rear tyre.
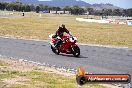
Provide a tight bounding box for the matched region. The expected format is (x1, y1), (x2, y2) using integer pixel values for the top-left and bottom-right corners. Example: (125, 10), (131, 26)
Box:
(72, 46), (80, 57)
(51, 45), (60, 55)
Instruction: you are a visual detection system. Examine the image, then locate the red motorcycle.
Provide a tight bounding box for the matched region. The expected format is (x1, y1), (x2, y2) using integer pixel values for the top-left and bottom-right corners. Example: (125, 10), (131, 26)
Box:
(49, 34), (80, 57)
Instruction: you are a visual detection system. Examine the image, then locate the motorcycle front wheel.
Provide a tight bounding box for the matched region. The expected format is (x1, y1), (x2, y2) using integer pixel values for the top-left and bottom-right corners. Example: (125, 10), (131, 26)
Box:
(72, 46), (80, 57)
(51, 45), (60, 55)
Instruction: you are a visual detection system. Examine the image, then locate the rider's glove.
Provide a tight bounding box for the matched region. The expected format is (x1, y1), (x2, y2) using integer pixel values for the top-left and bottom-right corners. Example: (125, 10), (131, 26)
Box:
(52, 34), (57, 38)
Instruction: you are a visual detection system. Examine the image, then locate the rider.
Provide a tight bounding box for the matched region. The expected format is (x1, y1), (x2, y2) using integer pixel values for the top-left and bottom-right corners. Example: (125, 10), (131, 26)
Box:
(53, 24), (73, 48)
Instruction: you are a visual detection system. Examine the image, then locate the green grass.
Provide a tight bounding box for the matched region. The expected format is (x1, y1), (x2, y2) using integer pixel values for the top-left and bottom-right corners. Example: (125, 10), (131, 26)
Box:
(0, 70), (19, 80)
(0, 60), (8, 66)
(10, 71), (105, 88)
(0, 69), (106, 88)
(0, 11), (132, 47)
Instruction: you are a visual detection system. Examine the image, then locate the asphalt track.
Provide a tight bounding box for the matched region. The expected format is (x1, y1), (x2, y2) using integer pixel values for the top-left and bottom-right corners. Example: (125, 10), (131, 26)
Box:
(0, 37), (132, 75)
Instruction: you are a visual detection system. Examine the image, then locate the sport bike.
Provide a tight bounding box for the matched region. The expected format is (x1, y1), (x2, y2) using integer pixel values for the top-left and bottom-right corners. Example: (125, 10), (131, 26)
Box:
(49, 34), (80, 57)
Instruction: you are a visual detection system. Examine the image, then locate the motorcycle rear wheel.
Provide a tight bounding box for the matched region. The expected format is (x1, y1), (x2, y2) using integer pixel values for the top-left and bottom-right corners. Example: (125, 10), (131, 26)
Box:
(51, 45), (60, 55)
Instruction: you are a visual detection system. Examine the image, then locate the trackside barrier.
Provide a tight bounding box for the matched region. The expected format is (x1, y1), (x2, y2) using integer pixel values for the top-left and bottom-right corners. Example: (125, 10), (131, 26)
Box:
(109, 21), (128, 25)
(76, 18), (109, 23)
(128, 21), (132, 25)
(76, 18), (132, 26)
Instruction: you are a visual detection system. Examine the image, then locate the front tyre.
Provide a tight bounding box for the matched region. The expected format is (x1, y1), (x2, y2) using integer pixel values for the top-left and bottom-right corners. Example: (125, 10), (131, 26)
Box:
(51, 45), (60, 55)
(72, 46), (80, 57)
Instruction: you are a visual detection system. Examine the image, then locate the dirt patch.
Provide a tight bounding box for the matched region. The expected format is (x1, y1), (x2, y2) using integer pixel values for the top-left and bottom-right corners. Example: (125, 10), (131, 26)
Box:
(2, 76), (30, 85)
(0, 58), (36, 72)
(0, 57), (75, 77)
(0, 81), (7, 88)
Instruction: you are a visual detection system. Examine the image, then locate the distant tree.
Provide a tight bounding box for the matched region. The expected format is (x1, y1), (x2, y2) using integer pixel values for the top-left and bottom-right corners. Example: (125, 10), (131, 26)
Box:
(63, 6), (71, 11)
(122, 9), (127, 17)
(94, 10), (102, 16)
(70, 5), (85, 15)
(5, 2), (21, 11)
(0, 2), (33, 12)
(0, 3), (3, 10)
(3, 2), (127, 17)
(56, 7), (61, 11)
(102, 9), (113, 16)
(21, 5), (26, 12)
(43, 5), (50, 11)
(30, 4), (35, 11)
(56, 7), (61, 13)
(112, 9), (122, 16)
(38, 4), (43, 11)
(25, 5), (31, 12)
(126, 8), (132, 17)
(106, 9), (112, 16)
(6, 3), (13, 11)
(63, 6), (72, 14)
(13, 4), (18, 11)
(101, 9), (105, 15)
(79, 8), (85, 15)
(86, 7), (94, 15)
(50, 6), (56, 11)
(101, 9), (107, 18)
(18, 5), (22, 11)
(49, 6), (60, 13)
(0, 3), (6, 10)
(36, 6), (40, 13)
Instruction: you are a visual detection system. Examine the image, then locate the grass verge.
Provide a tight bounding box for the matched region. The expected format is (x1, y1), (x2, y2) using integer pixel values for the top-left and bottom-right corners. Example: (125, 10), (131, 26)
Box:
(0, 11), (132, 47)
(0, 58), (107, 88)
